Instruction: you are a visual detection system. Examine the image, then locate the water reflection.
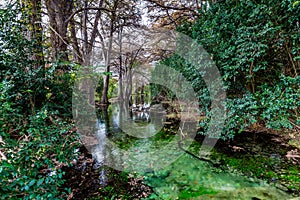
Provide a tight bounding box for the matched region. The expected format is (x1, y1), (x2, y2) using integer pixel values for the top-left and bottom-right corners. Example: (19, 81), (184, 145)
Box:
(91, 102), (170, 172)
(111, 102), (166, 138)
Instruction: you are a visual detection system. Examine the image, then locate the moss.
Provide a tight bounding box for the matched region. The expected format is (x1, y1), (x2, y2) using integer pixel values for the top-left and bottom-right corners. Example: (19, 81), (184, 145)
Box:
(225, 156), (273, 177)
(215, 154), (300, 192)
(289, 139), (300, 149)
(278, 166), (300, 191)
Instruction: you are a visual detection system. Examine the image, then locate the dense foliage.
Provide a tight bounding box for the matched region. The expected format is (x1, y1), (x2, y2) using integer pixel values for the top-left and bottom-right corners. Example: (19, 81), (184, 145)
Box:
(153, 0), (300, 138)
(0, 3), (79, 199)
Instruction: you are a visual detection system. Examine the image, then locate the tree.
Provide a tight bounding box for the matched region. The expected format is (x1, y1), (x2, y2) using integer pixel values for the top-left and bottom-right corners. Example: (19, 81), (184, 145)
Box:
(22, 0), (44, 67)
(114, 27), (176, 107)
(95, 0), (141, 105)
(45, 0), (74, 62)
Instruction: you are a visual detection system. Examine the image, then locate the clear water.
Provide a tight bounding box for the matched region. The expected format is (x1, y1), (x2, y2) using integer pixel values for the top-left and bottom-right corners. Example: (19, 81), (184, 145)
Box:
(143, 152), (290, 199)
(90, 104), (292, 199)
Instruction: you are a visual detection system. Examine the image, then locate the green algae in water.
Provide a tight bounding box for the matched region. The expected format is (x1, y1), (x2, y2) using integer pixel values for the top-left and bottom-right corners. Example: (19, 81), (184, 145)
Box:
(105, 132), (292, 199)
(143, 153), (291, 200)
(95, 107), (293, 199)
(178, 186), (217, 199)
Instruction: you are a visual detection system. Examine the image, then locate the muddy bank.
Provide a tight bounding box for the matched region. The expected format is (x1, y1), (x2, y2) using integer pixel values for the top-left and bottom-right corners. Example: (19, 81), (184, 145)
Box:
(62, 147), (152, 199)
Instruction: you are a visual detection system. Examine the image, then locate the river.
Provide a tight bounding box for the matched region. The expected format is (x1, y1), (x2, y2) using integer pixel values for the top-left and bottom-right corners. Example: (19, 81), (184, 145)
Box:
(85, 102), (293, 199)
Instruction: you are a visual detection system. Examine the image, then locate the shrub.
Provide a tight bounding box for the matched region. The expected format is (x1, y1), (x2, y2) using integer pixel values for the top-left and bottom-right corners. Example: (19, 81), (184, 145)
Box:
(0, 108), (79, 199)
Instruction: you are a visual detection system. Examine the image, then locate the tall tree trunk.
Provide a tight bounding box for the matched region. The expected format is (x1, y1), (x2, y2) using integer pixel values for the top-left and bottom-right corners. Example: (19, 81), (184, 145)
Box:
(124, 66), (133, 107)
(23, 0), (44, 67)
(118, 65), (123, 100)
(135, 82), (139, 105)
(100, 35), (113, 105)
(45, 0), (73, 62)
(69, 18), (83, 63)
(101, 71), (110, 105)
(100, 2), (116, 105)
(86, 0), (104, 55)
(69, 0), (104, 64)
(117, 28), (123, 100)
(140, 84), (144, 105)
(23, 0), (45, 109)
(82, 0), (89, 60)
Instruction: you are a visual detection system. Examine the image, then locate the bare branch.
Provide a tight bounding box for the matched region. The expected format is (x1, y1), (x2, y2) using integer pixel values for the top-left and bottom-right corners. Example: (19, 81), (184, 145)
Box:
(65, 7), (112, 24)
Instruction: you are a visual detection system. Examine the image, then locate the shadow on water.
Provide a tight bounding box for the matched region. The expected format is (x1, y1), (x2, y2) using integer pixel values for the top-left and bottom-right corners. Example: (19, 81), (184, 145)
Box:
(76, 102), (295, 199)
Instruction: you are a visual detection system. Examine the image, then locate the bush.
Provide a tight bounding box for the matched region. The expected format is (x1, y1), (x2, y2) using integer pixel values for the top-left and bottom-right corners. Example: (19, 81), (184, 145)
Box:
(0, 2), (80, 199)
(256, 75), (300, 129)
(0, 108), (79, 199)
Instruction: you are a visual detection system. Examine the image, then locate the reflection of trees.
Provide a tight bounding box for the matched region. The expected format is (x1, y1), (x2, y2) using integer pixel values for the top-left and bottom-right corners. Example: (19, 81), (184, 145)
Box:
(93, 106), (125, 171)
(93, 102), (196, 172)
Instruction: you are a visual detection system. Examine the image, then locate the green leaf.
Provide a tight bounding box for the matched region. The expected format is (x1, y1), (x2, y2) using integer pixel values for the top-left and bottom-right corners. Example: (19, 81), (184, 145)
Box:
(28, 179), (36, 187)
(294, 56), (300, 61)
(24, 185), (29, 191)
(37, 178), (44, 187)
(293, 1), (300, 7)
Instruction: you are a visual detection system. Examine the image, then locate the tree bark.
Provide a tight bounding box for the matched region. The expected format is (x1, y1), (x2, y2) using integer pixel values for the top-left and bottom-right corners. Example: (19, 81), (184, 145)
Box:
(140, 84), (144, 105)
(22, 0), (45, 109)
(45, 0), (73, 62)
(117, 28), (123, 100)
(69, 19), (83, 63)
(100, 0), (119, 105)
(124, 66), (133, 107)
(100, 32), (113, 105)
(23, 0), (44, 67)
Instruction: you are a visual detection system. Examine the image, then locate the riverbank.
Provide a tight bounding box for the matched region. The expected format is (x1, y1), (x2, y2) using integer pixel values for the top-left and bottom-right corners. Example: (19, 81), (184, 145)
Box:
(62, 147), (152, 199)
